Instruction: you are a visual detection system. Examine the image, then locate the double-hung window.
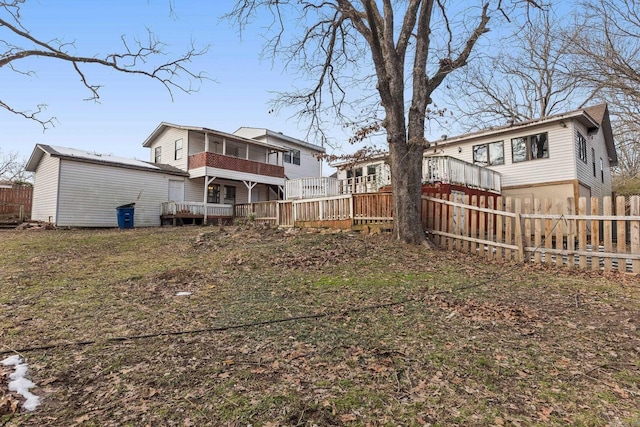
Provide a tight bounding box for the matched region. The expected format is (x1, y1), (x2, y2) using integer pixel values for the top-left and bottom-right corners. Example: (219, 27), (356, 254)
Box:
(577, 133), (587, 163)
(174, 139), (183, 160)
(284, 149), (301, 165)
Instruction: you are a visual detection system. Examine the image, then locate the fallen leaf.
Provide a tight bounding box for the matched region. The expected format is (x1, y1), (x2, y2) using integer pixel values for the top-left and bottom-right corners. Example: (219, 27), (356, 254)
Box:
(538, 406), (553, 422)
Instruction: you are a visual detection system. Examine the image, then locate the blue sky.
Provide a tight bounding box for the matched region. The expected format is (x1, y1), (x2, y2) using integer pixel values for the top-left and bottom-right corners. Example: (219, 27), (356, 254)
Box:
(1, 1), (346, 168)
(1, 1), (578, 173)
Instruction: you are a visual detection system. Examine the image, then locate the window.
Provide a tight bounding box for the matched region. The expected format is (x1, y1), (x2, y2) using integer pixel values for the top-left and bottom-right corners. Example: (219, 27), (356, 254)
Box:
(346, 167), (363, 179)
(473, 141), (504, 166)
(154, 146), (162, 163)
(592, 148), (596, 177)
(600, 158), (604, 183)
(284, 149), (301, 165)
(174, 139), (183, 160)
(224, 186), (236, 204)
(367, 165), (377, 176)
(577, 133), (587, 163)
(207, 184), (220, 204)
(511, 133), (548, 163)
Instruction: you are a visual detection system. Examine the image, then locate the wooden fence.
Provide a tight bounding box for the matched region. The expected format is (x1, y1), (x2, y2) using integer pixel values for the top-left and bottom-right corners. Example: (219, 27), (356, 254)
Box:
(423, 194), (640, 274)
(233, 192), (640, 274)
(0, 185), (32, 222)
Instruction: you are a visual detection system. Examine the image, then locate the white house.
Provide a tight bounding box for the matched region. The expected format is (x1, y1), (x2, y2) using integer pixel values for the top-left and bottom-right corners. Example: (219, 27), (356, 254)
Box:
(334, 104), (617, 209)
(27, 124), (325, 227)
(26, 145), (188, 227)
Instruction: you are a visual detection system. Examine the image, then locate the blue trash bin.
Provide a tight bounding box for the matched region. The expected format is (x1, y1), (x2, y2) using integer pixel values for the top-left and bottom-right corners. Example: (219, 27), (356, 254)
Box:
(116, 203), (135, 229)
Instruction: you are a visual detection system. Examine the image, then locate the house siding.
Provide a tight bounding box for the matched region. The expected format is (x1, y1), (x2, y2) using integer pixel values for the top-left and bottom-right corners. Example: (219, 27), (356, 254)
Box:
(573, 122), (613, 202)
(434, 122), (576, 188)
(185, 177), (250, 204)
(55, 160), (176, 227)
(148, 127), (189, 170)
(30, 153), (60, 223)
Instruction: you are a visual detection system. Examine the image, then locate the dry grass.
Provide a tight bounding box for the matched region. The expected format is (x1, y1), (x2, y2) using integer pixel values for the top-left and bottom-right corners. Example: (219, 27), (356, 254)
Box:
(1, 225), (639, 426)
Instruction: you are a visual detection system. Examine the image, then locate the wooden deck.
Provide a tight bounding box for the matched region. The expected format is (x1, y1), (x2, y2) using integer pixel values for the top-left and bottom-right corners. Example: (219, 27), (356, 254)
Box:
(160, 202), (234, 226)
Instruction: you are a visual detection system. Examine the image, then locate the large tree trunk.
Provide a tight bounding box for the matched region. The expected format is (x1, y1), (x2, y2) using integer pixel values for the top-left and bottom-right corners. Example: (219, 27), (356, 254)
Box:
(388, 140), (426, 244)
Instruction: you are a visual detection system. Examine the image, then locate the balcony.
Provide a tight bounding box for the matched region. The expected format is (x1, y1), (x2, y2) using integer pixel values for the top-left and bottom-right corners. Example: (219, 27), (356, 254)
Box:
(188, 152), (285, 179)
(424, 156), (501, 193)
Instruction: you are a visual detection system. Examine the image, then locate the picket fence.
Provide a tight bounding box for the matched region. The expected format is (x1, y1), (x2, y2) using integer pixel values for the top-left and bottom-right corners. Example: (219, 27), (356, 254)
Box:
(423, 194), (640, 274)
(236, 193), (640, 274)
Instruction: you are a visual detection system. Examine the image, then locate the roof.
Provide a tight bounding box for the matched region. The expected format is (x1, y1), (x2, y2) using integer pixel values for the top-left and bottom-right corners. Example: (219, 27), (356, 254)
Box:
(234, 127), (326, 153)
(142, 122), (291, 152)
(25, 144), (189, 176)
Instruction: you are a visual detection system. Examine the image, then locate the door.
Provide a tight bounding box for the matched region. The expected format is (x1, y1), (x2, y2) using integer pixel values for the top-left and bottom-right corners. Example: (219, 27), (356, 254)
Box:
(168, 180), (185, 202)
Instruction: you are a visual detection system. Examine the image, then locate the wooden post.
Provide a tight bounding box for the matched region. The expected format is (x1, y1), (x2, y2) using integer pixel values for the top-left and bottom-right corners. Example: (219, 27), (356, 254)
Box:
(434, 194), (442, 248)
(617, 196), (627, 273)
(603, 197), (613, 272)
(566, 197), (576, 269)
(578, 197), (588, 269)
(470, 195), (478, 256)
(448, 194), (455, 251)
(591, 197), (600, 271)
(463, 195), (470, 253)
(630, 195), (640, 274)
(487, 196), (495, 260)
(523, 198), (532, 251)
(555, 198), (565, 268)
(544, 198), (553, 266)
(533, 198), (542, 265)
(514, 198), (524, 263)
(504, 197), (512, 261)
(479, 196), (486, 258)
(495, 196), (504, 261)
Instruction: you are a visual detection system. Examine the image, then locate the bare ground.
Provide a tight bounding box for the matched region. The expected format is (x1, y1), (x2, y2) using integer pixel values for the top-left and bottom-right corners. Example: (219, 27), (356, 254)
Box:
(0, 225), (639, 426)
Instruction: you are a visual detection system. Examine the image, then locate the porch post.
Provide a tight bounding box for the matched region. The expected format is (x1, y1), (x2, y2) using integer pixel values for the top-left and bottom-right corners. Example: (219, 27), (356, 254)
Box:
(205, 132), (210, 153)
(243, 180), (258, 203)
(203, 176), (217, 225)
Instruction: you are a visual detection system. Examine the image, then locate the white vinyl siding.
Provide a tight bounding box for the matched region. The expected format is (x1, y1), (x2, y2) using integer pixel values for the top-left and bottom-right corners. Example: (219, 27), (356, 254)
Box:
(149, 127), (189, 170)
(573, 123), (613, 201)
(434, 122), (575, 188)
(55, 160), (178, 227)
(30, 154), (60, 223)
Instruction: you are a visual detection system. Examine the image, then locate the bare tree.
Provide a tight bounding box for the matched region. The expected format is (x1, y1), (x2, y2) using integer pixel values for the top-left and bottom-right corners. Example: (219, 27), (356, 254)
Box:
(572, 0), (640, 187)
(227, 1), (539, 244)
(0, 149), (30, 183)
(0, 0), (207, 128)
(448, 7), (591, 130)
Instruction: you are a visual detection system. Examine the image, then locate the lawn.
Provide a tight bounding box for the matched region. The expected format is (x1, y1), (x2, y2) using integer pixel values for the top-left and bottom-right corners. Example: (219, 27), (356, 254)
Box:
(1, 225), (639, 426)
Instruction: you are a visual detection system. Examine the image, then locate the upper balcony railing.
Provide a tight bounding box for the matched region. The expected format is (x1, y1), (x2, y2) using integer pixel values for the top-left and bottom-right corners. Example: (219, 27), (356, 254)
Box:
(424, 156), (501, 193)
(188, 152), (285, 178)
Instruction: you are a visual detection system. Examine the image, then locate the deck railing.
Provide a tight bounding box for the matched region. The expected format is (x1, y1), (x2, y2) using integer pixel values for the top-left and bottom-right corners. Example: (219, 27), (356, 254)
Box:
(161, 201), (233, 217)
(285, 177), (341, 200)
(338, 175), (384, 194)
(424, 156), (501, 193)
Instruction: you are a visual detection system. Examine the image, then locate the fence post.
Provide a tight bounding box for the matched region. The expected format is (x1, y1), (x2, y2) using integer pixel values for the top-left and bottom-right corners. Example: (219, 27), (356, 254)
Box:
(591, 197), (600, 271)
(555, 198), (565, 268)
(630, 195), (640, 274)
(616, 196), (626, 272)
(603, 197), (613, 272)
(514, 198), (524, 263)
(578, 197), (588, 269)
(544, 198), (553, 266)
